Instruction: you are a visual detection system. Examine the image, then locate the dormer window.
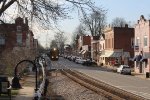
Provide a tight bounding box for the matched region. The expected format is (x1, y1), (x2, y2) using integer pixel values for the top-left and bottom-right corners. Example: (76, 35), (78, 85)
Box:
(17, 26), (22, 32)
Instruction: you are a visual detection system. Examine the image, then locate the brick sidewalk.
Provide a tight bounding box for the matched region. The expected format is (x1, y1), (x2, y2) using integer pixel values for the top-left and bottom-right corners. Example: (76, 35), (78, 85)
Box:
(14, 75), (35, 100)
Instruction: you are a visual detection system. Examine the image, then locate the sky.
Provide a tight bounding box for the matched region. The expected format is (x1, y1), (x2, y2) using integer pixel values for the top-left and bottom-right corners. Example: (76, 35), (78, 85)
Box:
(38, 0), (150, 47)
(2, 0), (150, 47)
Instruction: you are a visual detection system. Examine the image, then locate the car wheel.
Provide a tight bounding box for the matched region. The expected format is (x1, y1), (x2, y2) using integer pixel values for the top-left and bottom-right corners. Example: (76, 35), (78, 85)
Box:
(121, 71), (124, 74)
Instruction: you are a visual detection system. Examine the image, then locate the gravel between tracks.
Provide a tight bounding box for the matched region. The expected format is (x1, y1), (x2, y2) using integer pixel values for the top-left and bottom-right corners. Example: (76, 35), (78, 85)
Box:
(47, 72), (108, 100)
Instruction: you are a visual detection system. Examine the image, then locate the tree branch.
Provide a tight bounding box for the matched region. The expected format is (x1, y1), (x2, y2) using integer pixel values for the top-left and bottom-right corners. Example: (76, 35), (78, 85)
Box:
(0, 0), (16, 16)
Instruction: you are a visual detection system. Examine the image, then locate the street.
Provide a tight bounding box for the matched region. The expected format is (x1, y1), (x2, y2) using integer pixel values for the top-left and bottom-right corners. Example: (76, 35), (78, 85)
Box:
(50, 57), (150, 99)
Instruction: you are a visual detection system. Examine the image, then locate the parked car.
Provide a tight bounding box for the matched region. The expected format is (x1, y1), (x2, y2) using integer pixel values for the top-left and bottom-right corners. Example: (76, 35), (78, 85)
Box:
(71, 56), (77, 62)
(82, 59), (92, 66)
(117, 65), (131, 75)
(75, 57), (83, 64)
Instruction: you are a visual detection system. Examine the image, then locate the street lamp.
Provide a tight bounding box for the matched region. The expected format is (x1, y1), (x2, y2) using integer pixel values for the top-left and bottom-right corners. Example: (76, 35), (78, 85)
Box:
(11, 60), (38, 92)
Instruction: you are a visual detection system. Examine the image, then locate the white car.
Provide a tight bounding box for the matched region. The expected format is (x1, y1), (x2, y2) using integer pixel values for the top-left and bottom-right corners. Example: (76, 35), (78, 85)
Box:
(75, 57), (84, 64)
(117, 65), (131, 75)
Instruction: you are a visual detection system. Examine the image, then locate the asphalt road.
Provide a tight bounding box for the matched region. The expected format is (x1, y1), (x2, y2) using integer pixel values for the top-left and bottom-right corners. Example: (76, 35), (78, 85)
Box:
(50, 57), (150, 99)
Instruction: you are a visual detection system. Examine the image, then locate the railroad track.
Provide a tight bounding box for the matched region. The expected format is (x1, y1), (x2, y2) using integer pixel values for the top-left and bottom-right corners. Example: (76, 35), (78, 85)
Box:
(60, 69), (147, 100)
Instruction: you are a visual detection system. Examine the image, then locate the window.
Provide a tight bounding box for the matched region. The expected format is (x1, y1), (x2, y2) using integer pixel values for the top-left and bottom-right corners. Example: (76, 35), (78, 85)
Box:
(17, 34), (22, 45)
(0, 35), (5, 45)
(17, 26), (22, 32)
(131, 38), (134, 48)
(144, 36), (147, 47)
(136, 37), (140, 46)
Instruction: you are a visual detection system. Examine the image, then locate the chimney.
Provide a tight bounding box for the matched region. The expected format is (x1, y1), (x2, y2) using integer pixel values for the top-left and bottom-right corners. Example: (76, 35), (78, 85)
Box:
(125, 24), (128, 28)
(25, 17), (28, 25)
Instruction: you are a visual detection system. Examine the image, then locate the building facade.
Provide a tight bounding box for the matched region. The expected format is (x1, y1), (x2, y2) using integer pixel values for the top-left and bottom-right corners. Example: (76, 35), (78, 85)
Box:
(0, 17), (35, 53)
(76, 35), (91, 58)
(134, 15), (150, 73)
(91, 36), (100, 63)
(100, 25), (134, 67)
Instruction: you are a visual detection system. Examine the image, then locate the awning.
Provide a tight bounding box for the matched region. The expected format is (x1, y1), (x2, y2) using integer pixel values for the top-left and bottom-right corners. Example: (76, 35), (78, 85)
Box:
(132, 55), (142, 61)
(82, 50), (87, 54)
(111, 52), (122, 57)
(140, 55), (149, 62)
(140, 57), (148, 62)
(100, 50), (130, 58)
(79, 50), (84, 54)
(100, 51), (113, 57)
(131, 55), (138, 61)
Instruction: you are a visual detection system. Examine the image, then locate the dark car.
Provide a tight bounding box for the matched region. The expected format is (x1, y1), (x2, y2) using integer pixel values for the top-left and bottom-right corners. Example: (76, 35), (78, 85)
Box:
(82, 59), (92, 66)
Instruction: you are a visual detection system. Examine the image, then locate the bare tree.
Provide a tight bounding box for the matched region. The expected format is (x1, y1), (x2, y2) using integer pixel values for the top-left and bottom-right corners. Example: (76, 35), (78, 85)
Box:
(38, 42), (45, 53)
(74, 24), (86, 35)
(111, 17), (127, 27)
(0, 0), (99, 28)
(50, 39), (58, 48)
(54, 32), (66, 54)
(70, 32), (77, 49)
(71, 24), (85, 49)
(82, 9), (107, 36)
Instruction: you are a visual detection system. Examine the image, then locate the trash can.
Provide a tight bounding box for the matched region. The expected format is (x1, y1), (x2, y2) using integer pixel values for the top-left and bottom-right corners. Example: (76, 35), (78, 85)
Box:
(0, 76), (10, 95)
(146, 72), (150, 78)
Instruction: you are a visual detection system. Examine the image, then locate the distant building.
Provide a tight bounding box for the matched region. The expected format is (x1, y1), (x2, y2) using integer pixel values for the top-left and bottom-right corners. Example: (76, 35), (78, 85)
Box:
(76, 35), (91, 58)
(91, 36), (100, 63)
(64, 45), (72, 56)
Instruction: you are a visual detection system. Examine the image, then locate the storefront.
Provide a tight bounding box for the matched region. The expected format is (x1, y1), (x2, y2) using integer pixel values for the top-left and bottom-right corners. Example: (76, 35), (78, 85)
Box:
(134, 53), (150, 74)
(99, 50), (130, 66)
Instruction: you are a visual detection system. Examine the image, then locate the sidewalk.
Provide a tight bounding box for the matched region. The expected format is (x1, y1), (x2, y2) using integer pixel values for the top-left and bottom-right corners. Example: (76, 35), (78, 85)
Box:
(14, 75), (35, 100)
(131, 72), (150, 80)
(101, 65), (150, 80)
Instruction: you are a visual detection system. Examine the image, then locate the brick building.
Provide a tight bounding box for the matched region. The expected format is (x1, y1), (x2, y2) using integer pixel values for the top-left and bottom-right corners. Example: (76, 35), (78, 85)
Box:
(64, 45), (72, 56)
(100, 25), (134, 67)
(76, 35), (91, 58)
(91, 36), (100, 63)
(0, 17), (35, 53)
(134, 15), (150, 74)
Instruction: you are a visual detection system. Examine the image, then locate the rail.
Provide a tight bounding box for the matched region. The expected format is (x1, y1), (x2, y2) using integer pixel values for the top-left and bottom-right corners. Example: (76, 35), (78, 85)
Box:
(61, 69), (146, 100)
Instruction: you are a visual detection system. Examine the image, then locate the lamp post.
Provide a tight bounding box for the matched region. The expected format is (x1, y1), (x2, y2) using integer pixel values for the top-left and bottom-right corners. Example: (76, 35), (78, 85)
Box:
(11, 59), (38, 96)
